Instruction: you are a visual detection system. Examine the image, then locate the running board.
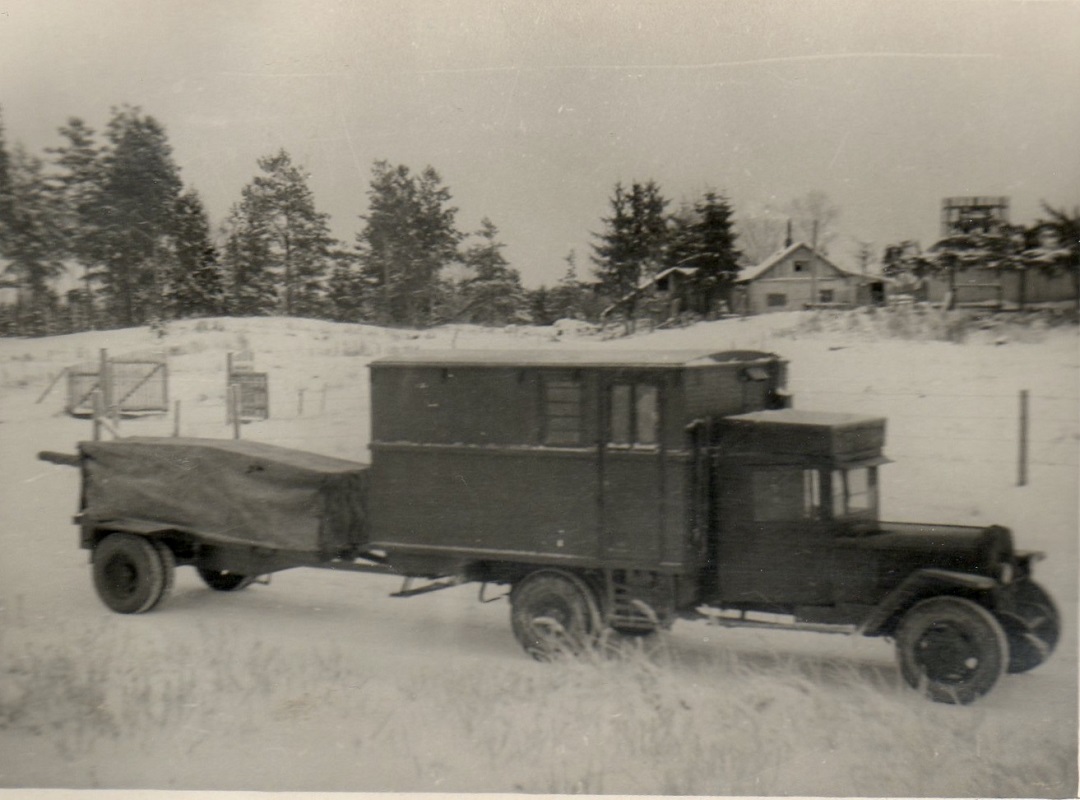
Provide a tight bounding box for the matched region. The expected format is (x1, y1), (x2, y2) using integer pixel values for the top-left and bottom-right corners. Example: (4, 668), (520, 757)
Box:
(698, 610), (857, 636)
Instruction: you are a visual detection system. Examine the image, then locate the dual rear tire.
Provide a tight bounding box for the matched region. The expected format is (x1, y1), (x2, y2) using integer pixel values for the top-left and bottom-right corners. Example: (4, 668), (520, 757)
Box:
(92, 533), (175, 614)
(92, 532), (255, 613)
(510, 570), (601, 660)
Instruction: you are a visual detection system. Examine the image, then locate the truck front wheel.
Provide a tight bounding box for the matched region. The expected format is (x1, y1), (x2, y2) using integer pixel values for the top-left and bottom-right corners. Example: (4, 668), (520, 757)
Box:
(510, 570), (600, 660)
(896, 596), (1008, 704)
(92, 533), (173, 614)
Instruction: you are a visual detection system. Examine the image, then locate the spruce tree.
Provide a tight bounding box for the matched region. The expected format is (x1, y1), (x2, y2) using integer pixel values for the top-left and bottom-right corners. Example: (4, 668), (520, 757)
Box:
(457, 218), (525, 324)
(590, 180), (669, 323)
(166, 189), (225, 318)
(2, 145), (66, 334)
(95, 106), (183, 326)
(356, 161), (461, 327)
(223, 150), (336, 318)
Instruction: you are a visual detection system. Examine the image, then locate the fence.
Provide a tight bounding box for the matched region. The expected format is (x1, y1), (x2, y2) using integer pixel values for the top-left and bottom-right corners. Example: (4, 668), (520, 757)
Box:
(226, 351), (269, 424)
(66, 350), (168, 416)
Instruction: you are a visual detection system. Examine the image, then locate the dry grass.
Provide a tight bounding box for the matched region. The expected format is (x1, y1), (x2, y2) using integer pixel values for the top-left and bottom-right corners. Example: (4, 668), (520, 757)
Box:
(0, 607), (1073, 795)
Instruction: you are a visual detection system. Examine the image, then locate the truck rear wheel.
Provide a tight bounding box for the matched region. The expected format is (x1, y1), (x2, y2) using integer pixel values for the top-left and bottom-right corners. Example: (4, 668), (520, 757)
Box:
(92, 533), (173, 614)
(896, 596), (1008, 704)
(510, 570), (600, 660)
(998, 579), (1060, 674)
(197, 567), (255, 592)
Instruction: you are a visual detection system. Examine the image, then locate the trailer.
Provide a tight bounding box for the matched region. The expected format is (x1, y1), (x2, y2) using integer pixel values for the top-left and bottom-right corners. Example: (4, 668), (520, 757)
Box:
(41, 348), (1059, 704)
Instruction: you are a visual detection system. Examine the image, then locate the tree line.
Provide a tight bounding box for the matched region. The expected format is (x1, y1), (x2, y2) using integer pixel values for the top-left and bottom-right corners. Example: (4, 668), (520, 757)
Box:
(4, 104), (1075, 337)
(0, 105), (849, 337)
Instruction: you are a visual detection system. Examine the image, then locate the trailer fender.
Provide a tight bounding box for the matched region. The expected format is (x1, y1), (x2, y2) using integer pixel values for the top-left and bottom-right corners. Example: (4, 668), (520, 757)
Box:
(859, 568), (999, 637)
(80, 516), (182, 551)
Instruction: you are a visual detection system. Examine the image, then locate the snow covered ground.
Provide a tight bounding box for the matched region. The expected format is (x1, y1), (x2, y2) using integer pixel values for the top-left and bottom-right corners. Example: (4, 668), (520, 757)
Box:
(0, 310), (1076, 797)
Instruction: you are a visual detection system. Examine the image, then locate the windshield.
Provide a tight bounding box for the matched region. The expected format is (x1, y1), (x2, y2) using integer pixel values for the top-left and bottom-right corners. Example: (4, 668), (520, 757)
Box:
(831, 467), (878, 518)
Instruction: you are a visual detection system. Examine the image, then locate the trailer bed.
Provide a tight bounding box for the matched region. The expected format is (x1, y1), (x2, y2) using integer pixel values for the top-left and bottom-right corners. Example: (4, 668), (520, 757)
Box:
(79, 438), (370, 557)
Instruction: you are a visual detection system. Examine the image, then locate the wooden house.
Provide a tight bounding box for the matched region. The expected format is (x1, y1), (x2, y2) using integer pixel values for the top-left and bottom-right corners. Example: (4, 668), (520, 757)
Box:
(734, 243), (881, 314)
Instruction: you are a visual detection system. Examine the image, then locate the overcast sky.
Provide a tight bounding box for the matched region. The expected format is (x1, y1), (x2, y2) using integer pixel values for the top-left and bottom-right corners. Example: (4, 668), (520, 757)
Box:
(2, 0), (1078, 286)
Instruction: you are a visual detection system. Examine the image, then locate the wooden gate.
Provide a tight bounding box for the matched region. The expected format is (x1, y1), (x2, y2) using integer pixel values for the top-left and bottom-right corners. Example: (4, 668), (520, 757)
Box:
(66, 355), (168, 416)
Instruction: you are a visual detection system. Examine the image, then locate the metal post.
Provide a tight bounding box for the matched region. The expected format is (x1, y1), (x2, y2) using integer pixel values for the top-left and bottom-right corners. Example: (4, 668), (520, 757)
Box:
(229, 384), (241, 439)
(1018, 390), (1029, 487)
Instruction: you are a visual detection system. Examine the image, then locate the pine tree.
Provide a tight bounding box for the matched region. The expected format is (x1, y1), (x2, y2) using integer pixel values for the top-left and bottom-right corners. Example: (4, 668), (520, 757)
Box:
(590, 180), (669, 323)
(2, 145), (66, 334)
(356, 161), (462, 327)
(46, 117), (104, 321)
(94, 106), (183, 326)
(223, 150), (337, 318)
(548, 249), (591, 320)
(457, 218), (525, 324)
(1032, 203), (1080, 311)
(222, 205), (277, 316)
(166, 190), (225, 318)
(0, 107), (14, 246)
(324, 248), (365, 322)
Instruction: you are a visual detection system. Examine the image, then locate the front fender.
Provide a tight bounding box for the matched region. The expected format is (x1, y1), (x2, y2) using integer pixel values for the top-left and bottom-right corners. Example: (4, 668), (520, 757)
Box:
(859, 568), (999, 637)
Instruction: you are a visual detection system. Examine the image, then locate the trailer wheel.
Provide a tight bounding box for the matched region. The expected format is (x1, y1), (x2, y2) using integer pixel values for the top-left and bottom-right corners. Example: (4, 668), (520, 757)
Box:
(998, 579), (1060, 674)
(197, 567), (255, 592)
(510, 570), (600, 661)
(152, 539), (176, 603)
(896, 596), (1008, 704)
(92, 533), (171, 614)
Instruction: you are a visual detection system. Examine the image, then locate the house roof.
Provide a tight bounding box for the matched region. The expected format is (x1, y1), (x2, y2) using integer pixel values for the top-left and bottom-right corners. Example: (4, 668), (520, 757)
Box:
(371, 348), (780, 369)
(636, 265), (698, 290)
(736, 242), (868, 283)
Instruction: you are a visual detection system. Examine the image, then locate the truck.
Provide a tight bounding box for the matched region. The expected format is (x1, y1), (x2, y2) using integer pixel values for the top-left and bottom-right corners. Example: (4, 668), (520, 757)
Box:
(40, 348), (1059, 705)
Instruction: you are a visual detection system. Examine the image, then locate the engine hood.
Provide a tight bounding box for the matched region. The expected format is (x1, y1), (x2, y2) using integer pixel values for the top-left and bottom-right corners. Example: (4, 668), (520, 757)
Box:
(838, 521), (1014, 578)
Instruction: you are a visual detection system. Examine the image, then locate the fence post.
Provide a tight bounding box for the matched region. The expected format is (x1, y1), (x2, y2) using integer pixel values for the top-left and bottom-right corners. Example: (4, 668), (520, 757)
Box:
(173, 400), (181, 437)
(99, 348), (112, 419)
(1018, 389), (1029, 487)
(225, 353), (233, 425)
(92, 388), (103, 441)
(229, 384), (241, 439)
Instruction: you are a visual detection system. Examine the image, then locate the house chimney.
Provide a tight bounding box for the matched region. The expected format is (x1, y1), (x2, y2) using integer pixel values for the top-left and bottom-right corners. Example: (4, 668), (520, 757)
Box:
(784, 220), (793, 248)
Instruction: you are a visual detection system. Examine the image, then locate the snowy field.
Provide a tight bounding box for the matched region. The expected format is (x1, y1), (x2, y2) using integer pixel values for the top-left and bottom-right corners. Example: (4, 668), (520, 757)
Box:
(0, 310), (1076, 796)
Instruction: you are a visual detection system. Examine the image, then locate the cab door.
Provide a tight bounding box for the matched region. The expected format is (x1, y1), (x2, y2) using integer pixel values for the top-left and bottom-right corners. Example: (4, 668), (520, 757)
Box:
(598, 375), (664, 564)
(714, 462), (834, 606)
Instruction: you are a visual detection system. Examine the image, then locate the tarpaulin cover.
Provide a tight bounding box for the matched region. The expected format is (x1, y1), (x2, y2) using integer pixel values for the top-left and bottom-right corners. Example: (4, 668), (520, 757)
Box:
(80, 438), (369, 555)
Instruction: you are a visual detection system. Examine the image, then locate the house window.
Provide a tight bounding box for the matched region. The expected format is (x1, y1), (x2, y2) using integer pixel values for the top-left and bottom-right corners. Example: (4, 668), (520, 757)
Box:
(793, 260), (807, 273)
(543, 374), (583, 446)
(819, 289), (834, 303)
(752, 468), (822, 522)
(767, 293), (787, 308)
(609, 383), (659, 447)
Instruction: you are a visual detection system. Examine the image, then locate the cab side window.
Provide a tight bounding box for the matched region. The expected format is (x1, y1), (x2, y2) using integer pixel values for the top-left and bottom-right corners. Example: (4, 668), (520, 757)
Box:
(752, 468), (821, 521)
